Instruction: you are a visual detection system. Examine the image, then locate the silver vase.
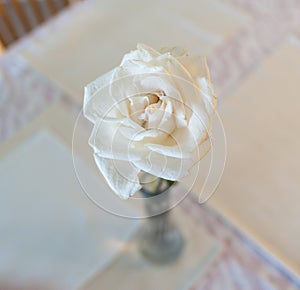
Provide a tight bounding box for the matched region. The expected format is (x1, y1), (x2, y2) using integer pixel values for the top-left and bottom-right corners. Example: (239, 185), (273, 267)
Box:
(138, 178), (184, 264)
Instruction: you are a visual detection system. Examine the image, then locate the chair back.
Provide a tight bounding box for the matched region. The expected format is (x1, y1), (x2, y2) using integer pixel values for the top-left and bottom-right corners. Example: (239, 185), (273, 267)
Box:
(0, 0), (71, 47)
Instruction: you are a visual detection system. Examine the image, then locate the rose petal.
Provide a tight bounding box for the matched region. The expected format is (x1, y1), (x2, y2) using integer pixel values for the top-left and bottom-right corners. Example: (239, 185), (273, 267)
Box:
(89, 119), (148, 161)
(157, 53), (215, 124)
(139, 74), (188, 121)
(191, 138), (212, 166)
(84, 69), (121, 123)
(120, 127), (165, 141)
(171, 55), (217, 120)
(162, 56), (216, 123)
(164, 56), (207, 117)
(177, 55), (210, 80)
(145, 124), (202, 158)
(172, 126), (203, 152)
(197, 77), (217, 117)
(93, 155), (141, 199)
(144, 102), (164, 129)
(109, 70), (165, 117)
(143, 137), (212, 179)
(156, 100), (176, 134)
(159, 46), (188, 57)
(146, 143), (192, 159)
(121, 43), (161, 65)
(132, 151), (192, 181)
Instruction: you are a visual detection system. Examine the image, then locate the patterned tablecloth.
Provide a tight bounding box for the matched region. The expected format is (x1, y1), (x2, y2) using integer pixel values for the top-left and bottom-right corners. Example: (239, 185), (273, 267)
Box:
(1, 0), (300, 289)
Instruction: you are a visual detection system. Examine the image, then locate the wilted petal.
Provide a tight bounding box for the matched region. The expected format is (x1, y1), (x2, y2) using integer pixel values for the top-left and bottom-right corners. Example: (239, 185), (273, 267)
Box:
(149, 54), (203, 122)
(197, 77), (217, 117)
(89, 119), (147, 161)
(191, 138), (212, 165)
(133, 151), (192, 181)
(94, 155), (141, 199)
(144, 101), (164, 129)
(188, 104), (210, 142)
(120, 126), (156, 140)
(172, 126), (202, 152)
(145, 123), (201, 159)
(84, 69), (121, 123)
(159, 46), (188, 58)
(177, 55), (210, 80)
(121, 43), (161, 65)
(144, 138), (211, 181)
(146, 143), (192, 159)
(157, 100), (176, 134)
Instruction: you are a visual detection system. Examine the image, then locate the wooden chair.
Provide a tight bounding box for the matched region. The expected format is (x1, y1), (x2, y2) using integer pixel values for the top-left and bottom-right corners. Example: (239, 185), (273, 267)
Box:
(0, 0), (77, 48)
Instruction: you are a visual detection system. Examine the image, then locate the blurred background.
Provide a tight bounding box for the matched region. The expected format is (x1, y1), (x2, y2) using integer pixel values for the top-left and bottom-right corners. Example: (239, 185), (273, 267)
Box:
(0, 0), (300, 289)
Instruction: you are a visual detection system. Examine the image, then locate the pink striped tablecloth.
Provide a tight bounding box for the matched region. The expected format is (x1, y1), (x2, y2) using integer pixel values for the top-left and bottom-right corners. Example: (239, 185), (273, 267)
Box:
(1, 0), (300, 289)
(0, 51), (299, 290)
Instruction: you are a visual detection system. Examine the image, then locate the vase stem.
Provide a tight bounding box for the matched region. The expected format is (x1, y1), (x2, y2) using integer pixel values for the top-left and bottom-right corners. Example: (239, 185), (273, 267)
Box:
(138, 181), (184, 264)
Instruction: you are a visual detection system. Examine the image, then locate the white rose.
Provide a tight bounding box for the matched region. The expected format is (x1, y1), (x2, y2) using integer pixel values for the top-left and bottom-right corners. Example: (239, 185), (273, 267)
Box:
(84, 44), (217, 199)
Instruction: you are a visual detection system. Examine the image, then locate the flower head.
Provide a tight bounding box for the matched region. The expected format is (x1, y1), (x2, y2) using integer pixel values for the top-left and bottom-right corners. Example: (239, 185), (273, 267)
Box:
(84, 44), (217, 199)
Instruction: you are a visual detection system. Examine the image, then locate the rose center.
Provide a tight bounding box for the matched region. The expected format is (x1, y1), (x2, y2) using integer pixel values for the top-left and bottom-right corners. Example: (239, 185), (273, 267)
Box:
(129, 90), (166, 128)
(146, 89), (166, 104)
(146, 93), (159, 105)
